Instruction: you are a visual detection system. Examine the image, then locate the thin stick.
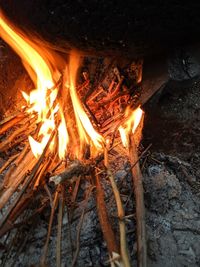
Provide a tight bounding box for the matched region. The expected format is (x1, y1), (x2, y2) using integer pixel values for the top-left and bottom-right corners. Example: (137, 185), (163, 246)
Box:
(0, 130), (55, 229)
(56, 187), (64, 267)
(0, 115), (25, 135)
(129, 143), (152, 171)
(71, 186), (94, 267)
(94, 171), (119, 255)
(68, 176), (81, 222)
(41, 186), (60, 265)
(44, 183), (53, 208)
(104, 147), (131, 267)
(14, 143), (30, 166)
(0, 153), (19, 174)
(129, 135), (147, 267)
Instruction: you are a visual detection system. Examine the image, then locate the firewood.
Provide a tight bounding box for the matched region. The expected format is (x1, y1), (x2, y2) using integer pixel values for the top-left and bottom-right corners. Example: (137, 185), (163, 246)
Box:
(0, 150), (36, 210)
(94, 171), (120, 255)
(56, 186), (64, 267)
(71, 186), (94, 267)
(49, 160), (91, 185)
(104, 147), (131, 267)
(0, 114), (25, 135)
(0, 129), (56, 229)
(0, 153), (19, 174)
(41, 186), (60, 265)
(129, 135), (147, 267)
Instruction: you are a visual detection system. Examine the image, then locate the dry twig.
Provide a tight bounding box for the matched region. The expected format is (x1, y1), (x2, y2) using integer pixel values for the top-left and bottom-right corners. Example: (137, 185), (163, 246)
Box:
(71, 186), (94, 267)
(94, 171), (119, 255)
(104, 147), (131, 267)
(129, 135), (147, 267)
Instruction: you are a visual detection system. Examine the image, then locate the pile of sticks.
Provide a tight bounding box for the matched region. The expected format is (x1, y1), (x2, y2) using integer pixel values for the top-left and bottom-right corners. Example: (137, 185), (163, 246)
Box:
(0, 57), (156, 267)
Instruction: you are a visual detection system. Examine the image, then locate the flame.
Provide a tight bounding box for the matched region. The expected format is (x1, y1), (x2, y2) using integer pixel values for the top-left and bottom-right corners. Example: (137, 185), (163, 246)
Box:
(58, 111), (69, 159)
(66, 52), (104, 155)
(0, 11), (103, 159)
(0, 12), (63, 158)
(119, 106), (143, 148)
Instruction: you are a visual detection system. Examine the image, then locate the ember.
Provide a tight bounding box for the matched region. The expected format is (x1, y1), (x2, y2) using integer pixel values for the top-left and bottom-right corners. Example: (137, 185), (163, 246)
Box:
(0, 9), (147, 267)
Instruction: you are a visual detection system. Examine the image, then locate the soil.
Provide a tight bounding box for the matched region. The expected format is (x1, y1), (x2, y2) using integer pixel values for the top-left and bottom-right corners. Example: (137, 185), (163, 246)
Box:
(0, 41), (200, 267)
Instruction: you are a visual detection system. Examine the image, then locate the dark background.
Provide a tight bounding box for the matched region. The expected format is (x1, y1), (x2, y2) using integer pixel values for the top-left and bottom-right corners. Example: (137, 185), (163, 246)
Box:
(1, 1), (200, 57)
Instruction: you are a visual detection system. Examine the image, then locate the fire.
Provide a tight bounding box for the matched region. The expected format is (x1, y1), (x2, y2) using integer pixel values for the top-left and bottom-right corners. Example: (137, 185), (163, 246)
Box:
(119, 106), (143, 148)
(0, 11), (103, 159)
(58, 111), (69, 159)
(67, 52), (104, 152)
(0, 10), (143, 159)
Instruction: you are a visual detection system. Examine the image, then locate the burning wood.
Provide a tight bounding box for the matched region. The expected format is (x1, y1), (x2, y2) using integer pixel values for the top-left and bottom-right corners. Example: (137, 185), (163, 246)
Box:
(0, 10), (154, 267)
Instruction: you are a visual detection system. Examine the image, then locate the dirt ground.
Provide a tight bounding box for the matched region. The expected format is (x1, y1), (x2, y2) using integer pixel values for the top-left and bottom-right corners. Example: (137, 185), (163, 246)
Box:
(0, 42), (200, 266)
(142, 77), (200, 267)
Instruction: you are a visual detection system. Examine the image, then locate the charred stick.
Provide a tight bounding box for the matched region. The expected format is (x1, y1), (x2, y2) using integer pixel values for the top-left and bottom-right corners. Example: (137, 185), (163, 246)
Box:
(129, 143), (152, 172)
(108, 76), (124, 98)
(129, 136), (147, 267)
(0, 127), (35, 153)
(50, 145), (122, 185)
(94, 171), (119, 255)
(56, 187), (64, 267)
(71, 186), (94, 267)
(0, 130), (55, 229)
(0, 151), (36, 210)
(14, 143), (30, 166)
(86, 86), (105, 104)
(33, 156), (52, 188)
(0, 118), (36, 152)
(0, 193), (32, 238)
(0, 111), (24, 126)
(0, 114), (25, 135)
(0, 153), (20, 174)
(68, 176), (81, 222)
(83, 102), (99, 126)
(104, 148), (131, 267)
(41, 186), (60, 265)
(50, 160), (91, 185)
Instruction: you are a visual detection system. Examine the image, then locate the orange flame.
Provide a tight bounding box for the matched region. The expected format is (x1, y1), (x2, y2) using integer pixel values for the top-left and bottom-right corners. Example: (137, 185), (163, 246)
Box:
(66, 52), (104, 156)
(0, 12), (64, 158)
(58, 110), (69, 159)
(0, 11), (103, 159)
(119, 106), (143, 148)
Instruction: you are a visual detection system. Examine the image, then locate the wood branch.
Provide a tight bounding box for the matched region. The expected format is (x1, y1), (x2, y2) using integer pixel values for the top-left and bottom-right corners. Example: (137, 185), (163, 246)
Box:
(40, 186), (60, 265)
(129, 135), (147, 267)
(94, 171), (119, 255)
(0, 117), (36, 152)
(0, 114), (25, 135)
(0, 190), (34, 237)
(0, 130), (56, 229)
(49, 160), (91, 185)
(0, 153), (19, 174)
(104, 148), (131, 267)
(0, 150), (36, 210)
(71, 186), (94, 267)
(56, 187), (64, 267)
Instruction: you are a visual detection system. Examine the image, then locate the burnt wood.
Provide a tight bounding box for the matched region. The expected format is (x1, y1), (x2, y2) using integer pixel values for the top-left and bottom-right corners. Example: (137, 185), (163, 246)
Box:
(1, 1), (200, 57)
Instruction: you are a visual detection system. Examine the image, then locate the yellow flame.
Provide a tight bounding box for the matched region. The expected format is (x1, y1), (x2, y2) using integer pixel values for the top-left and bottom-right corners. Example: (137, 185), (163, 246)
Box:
(67, 52), (104, 154)
(58, 111), (69, 159)
(119, 106), (143, 148)
(0, 12), (103, 159)
(0, 12), (61, 157)
(119, 126), (128, 148)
